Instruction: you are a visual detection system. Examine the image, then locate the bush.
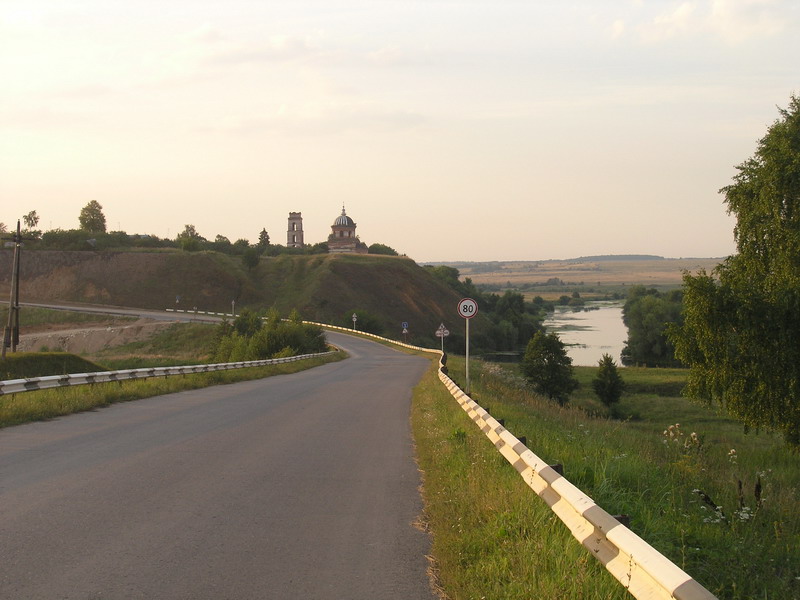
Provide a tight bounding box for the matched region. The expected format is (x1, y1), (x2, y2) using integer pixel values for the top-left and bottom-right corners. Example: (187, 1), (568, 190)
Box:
(592, 353), (625, 410)
(520, 331), (578, 405)
(213, 311), (327, 363)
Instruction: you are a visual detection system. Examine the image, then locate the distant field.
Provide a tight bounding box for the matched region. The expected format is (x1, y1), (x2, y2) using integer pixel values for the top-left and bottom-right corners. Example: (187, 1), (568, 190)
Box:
(451, 258), (723, 288)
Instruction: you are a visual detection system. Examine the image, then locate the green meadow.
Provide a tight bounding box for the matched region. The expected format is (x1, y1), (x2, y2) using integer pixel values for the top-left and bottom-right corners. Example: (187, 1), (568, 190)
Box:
(413, 356), (799, 599)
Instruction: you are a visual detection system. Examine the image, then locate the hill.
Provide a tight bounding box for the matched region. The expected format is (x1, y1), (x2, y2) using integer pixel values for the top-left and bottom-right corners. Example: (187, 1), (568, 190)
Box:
(0, 250), (485, 348)
(432, 257), (723, 288)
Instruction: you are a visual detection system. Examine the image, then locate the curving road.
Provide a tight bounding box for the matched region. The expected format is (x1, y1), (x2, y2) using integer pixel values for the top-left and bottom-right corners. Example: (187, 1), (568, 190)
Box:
(0, 332), (435, 599)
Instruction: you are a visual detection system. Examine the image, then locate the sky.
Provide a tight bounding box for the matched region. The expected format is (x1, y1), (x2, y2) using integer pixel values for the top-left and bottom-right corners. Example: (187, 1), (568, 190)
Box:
(1, 1), (798, 262)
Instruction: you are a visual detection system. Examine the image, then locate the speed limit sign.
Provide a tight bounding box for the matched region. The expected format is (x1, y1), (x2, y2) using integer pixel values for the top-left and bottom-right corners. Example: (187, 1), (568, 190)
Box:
(458, 298), (478, 319)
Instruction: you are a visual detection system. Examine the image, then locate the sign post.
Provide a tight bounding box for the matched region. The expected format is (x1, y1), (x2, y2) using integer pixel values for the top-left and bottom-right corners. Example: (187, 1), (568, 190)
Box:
(457, 298), (478, 394)
(352, 313), (358, 331)
(435, 323), (450, 354)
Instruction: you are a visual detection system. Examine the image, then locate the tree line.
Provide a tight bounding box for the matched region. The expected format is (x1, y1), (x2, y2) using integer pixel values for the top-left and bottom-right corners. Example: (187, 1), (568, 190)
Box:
(2, 201), (399, 263)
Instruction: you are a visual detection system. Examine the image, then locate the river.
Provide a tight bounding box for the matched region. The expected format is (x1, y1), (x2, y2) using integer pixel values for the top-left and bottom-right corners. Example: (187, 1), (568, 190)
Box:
(543, 301), (628, 367)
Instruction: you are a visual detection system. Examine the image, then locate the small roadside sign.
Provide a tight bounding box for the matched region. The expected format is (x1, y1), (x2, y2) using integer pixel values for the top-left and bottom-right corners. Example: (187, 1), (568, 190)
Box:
(458, 299), (478, 393)
(458, 298), (478, 319)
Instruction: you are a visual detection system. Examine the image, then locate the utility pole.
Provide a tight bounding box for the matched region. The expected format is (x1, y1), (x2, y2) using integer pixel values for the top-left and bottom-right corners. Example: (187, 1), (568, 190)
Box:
(2, 221), (22, 359)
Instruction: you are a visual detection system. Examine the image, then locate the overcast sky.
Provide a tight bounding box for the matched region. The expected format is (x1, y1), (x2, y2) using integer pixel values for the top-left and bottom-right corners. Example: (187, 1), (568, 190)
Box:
(2, 1), (798, 261)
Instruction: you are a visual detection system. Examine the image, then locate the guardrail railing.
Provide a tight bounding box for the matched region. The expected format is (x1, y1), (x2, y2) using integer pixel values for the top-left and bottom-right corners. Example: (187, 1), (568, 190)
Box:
(309, 323), (716, 600)
(0, 351), (337, 396)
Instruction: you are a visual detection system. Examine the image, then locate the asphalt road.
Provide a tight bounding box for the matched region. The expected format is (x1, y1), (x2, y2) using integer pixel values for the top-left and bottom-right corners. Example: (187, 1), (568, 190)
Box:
(0, 332), (436, 599)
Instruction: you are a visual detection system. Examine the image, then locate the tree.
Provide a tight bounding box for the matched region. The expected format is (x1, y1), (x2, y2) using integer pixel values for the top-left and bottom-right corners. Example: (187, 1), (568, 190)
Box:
(521, 331), (578, 405)
(231, 238), (250, 255)
(176, 224), (205, 252)
(621, 286), (683, 367)
(592, 353), (625, 410)
(21, 210), (41, 239)
(23, 210), (39, 230)
(257, 228), (270, 252)
(668, 95), (800, 445)
(213, 234), (232, 253)
(241, 247), (260, 270)
(233, 308), (262, 337)
(344, 309), (384, 335)
(78, 200), (107, 233)
(368, 242), (398, 255)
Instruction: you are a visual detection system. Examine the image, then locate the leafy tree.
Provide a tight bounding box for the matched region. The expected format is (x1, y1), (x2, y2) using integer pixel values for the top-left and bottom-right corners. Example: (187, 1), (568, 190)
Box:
(669, 95), (800, 445)
(344, 309), (384, 335)
(213, 310), (325, 362)
(213, 234), (232, 253)
(20, 210), (41, 239)
(176, 224), (205, 252)
(231, 238), (250, 255)
(78, 200), (107, 233)
(521, 331), (578, 405)
(303, 241), (328, 254)
(23, 210), (39, 229)
(368, 242), (398, 256)
(233, 308), (262, 337)
(241, 247), (260, 270)
(621, 286), (683, 367)
(592, 353), (625, 410)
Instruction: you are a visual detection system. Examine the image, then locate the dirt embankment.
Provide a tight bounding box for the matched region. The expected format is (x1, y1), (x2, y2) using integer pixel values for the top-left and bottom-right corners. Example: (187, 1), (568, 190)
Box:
(17, 319), (174, 354)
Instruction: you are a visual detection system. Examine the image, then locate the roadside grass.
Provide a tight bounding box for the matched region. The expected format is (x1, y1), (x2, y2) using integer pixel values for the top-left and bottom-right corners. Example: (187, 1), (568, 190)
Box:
(0, 352), (345, 428)
(0, 352), (105, 380)
(1, 306), (135, 328)
(90, 322), (219, 367)
(415, 357), (799, 599)
(412, 359), (628, 599)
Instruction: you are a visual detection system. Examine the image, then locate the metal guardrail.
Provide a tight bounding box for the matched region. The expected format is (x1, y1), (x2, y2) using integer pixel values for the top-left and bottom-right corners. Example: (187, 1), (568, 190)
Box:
(0, 351), (337, 396)
(306, 324), (717, 600)
(435, 366), (717, 600)
(165, 308), (232, 317)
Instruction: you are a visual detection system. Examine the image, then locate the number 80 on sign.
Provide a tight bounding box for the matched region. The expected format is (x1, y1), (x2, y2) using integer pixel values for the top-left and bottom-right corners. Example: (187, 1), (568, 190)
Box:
(458, 298), (478, 319)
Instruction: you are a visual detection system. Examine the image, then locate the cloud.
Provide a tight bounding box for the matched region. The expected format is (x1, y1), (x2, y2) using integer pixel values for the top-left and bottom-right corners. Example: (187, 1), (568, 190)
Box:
(637, 2), (698, 43)
(204, 35), (325, 67)
(201, 103), (428, 137)
(628, 0), (793, 44)
(709, 0), (788, 43)
(609, 19), (626, 39)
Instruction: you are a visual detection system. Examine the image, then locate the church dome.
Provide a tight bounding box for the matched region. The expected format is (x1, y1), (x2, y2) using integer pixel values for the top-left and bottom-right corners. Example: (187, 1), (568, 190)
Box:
(333, 206), (355, 227)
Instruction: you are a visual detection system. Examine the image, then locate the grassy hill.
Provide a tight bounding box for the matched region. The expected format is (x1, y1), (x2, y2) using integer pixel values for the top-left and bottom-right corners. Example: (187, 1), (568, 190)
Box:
(0, 250), (486, 349)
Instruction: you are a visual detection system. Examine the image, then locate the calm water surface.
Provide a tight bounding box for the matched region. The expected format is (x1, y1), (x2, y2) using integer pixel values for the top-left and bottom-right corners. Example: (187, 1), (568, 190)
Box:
(543, 301), (628, 367)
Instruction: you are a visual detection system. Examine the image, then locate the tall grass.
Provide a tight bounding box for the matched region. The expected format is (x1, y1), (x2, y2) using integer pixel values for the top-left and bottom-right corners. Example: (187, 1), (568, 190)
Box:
(414, 357), (799, 599)
(412, 360), (627, 599)
(91, 322), (218, 365)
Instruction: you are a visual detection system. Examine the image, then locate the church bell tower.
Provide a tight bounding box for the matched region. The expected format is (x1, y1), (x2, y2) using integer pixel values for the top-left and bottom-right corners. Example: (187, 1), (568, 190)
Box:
(287, 212), (304, 248)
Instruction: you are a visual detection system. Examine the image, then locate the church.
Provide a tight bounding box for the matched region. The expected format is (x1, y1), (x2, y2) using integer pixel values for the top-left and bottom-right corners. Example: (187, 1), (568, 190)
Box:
(327, 206), (368, 254)
(286, 206), (368, 254)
